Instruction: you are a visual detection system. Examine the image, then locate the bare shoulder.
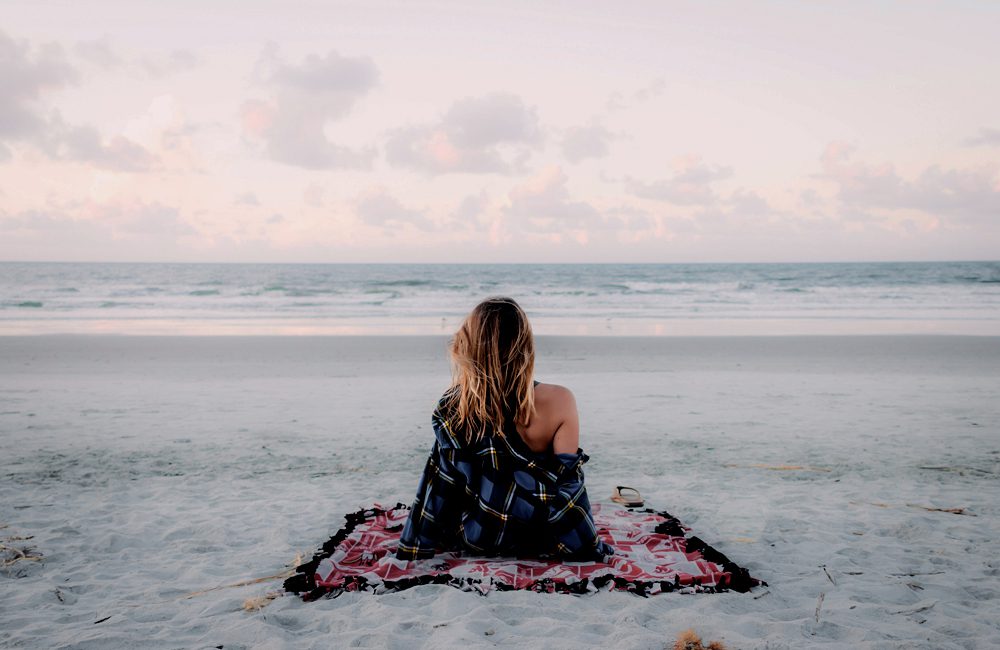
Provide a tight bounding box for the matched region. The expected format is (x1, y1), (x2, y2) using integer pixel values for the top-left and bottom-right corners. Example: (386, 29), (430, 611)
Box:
(533, 383), (577, 414)
(532, 383), (579, 454)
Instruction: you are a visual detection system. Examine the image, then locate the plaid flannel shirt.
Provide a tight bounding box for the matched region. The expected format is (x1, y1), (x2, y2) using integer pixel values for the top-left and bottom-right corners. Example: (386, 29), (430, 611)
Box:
(396, 388), (614, 562)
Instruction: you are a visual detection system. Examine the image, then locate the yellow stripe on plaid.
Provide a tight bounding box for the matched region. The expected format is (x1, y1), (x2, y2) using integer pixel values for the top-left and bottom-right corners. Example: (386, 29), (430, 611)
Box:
(439, 416), (461, 446)
(548, 484), (585, 523)
(475, 496), (509, 521)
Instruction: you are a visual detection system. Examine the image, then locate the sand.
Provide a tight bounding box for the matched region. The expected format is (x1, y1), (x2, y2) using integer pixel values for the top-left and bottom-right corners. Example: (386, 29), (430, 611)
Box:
(1, 335), (998, 649)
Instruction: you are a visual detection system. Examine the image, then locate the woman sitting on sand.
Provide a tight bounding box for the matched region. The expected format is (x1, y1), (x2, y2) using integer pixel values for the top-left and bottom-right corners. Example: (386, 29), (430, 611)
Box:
(395, 297), (613, 561)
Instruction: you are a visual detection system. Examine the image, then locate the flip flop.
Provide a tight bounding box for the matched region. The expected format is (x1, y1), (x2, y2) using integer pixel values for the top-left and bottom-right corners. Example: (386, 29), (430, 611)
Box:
(610, 485), (644, 508)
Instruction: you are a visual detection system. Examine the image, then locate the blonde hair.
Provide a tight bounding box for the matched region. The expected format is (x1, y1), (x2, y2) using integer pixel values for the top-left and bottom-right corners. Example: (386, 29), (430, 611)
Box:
(445, 297), (536, 442)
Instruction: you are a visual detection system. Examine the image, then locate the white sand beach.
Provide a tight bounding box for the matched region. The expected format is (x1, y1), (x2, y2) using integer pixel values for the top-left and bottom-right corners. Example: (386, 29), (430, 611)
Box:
(1, 335), (998, 649)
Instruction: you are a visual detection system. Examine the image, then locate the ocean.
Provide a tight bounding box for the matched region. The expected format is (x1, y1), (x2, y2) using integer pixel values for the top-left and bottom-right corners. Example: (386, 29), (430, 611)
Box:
(1, 261), (998, 335)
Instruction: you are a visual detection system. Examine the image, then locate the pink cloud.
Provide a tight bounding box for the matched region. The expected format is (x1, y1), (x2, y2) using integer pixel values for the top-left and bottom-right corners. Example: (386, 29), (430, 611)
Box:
(626, 156), (732, 206)
(240, 99), (276, 137)
(819, 142), (1000, 225)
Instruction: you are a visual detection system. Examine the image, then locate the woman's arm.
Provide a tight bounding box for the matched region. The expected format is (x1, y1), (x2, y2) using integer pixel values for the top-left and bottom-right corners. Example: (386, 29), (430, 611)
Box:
(396, 408), (467, 560)
(550, 386), (580, 455)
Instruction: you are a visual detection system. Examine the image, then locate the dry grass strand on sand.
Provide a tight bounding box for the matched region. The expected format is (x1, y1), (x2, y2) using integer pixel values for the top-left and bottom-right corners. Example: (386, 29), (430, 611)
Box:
(1, 535), (43, 568)
(850, 501), (973, 515)
(243, 591), (283, 611)
(724, 463), (831, 472)
(673, 628), (727, 650)
(181, 552), (303, 600)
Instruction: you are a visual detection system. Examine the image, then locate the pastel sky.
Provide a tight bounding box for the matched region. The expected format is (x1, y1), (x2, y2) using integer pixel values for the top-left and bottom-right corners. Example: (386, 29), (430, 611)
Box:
(2, 1), (999, 263)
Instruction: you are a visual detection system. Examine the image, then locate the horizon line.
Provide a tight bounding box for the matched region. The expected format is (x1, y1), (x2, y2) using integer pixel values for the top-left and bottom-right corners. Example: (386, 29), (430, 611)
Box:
(0, 259), (998, 266)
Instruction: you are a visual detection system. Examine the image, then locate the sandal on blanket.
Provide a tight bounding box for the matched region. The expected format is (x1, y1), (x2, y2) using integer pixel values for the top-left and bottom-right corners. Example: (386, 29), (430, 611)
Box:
(610, 486), (644, 508)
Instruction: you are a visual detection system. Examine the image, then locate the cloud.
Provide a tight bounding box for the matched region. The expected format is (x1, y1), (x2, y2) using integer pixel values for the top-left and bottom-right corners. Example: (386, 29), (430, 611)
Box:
(798, 188), (823, 208)
(0, 29), (78, 141)
(911, 167), (1000, 218)
(0, 200), (196, 261)
(234, 192), (260, 206)
(355, 190), (434, 231)
(726, 189), (771, 216)
(504, 166), (603, 233)
(73, 36), (123, 69)
(0, 30), (159, 170)
(263, 47), (377, 96)
(385, 93), (541, 174)
(603, 205), (655, 233)
(0, 209), (110, 259)
(2, 199), (193, 240)
(74, 36), (200, 78)
(964, 127), (1000, 147)
(302, 183), (325, 207)
(139, 49), (201, 77)
(684, 189), (777, 231)
(561, 124), (613, 163)
(633, 78), (667, 103)
(42, 117), (156, 172)
(606, 77), (667, 112)
(625, 156), (733, 205)
(95, 201), (194, 236)
(622, 156), (777, 231)
(605, 92), (628, 113)
(48, 94), (196, 173)
(820, 142), (1000, 224)
(500, 168), (654, 245)
(452, 191), (489, 225)
(444, 93), (542, 149)
(241, 44), (378, 169)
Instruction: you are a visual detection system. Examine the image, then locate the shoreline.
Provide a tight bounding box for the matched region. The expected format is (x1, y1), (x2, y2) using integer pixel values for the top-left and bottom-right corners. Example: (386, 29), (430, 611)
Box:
(1, 316), (999, 336)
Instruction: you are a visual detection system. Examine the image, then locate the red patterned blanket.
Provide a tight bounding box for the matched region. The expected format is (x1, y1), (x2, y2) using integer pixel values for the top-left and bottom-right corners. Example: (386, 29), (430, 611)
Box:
(284, 503), (764, 599)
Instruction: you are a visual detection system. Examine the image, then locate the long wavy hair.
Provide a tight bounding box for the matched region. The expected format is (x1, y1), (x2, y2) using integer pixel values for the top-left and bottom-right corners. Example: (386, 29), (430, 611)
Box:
(445, 297), (536, 442)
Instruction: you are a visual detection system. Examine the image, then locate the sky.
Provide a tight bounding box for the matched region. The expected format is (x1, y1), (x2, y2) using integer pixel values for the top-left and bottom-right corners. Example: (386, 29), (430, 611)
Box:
(1, 0), (999, 263)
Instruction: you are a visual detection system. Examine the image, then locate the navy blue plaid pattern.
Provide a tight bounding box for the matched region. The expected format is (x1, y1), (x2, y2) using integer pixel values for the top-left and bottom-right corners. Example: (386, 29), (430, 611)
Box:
(396, 389), (615, 562)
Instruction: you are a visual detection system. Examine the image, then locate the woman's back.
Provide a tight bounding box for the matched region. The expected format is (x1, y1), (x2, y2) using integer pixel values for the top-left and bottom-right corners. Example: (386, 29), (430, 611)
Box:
(515, 382), (580, 455)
